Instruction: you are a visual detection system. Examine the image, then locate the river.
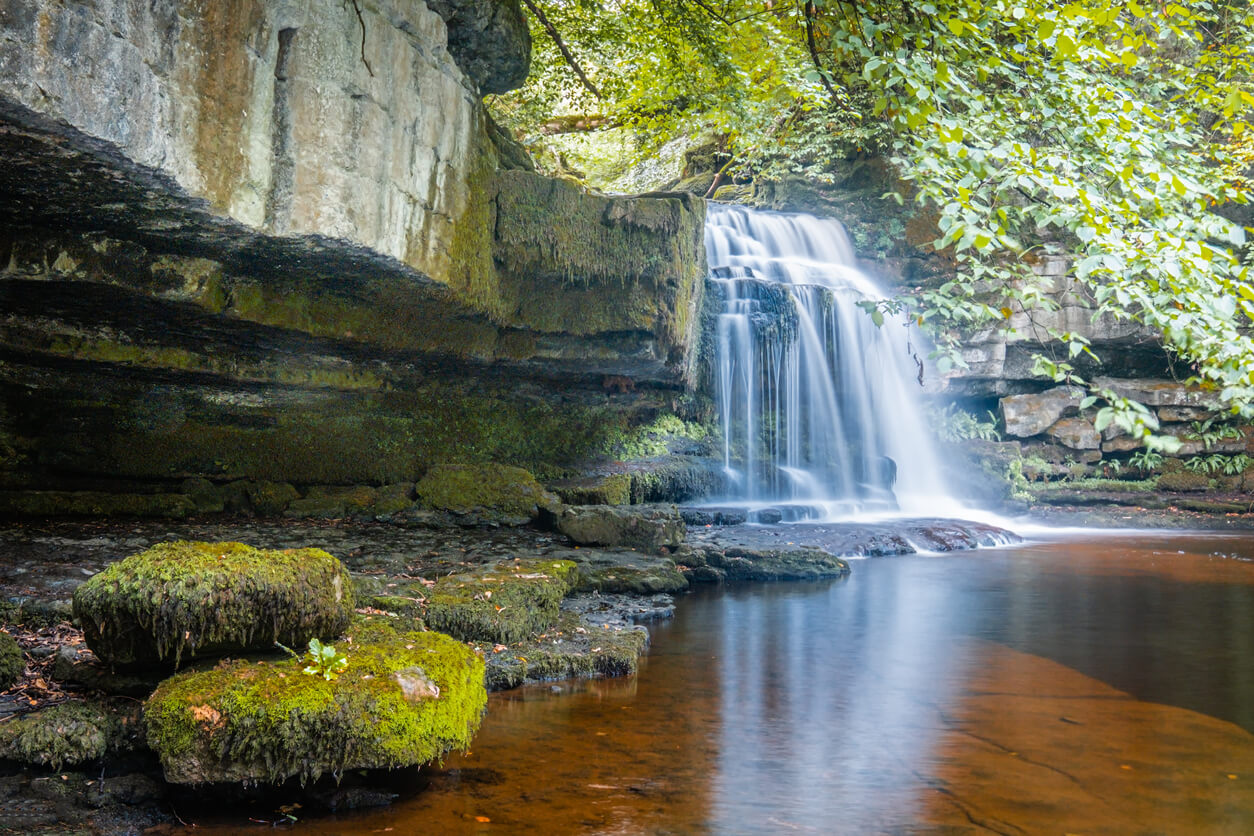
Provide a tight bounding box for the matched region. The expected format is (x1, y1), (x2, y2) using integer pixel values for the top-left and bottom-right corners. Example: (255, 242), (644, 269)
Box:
(190, 530), (1254, 834)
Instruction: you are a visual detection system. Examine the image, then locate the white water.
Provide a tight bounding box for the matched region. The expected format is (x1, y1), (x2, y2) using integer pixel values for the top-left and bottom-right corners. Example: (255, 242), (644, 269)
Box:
(706, 203), (969, 522)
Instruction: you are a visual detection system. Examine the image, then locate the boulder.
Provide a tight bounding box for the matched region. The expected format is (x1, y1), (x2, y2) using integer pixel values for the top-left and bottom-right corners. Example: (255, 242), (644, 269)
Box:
(556, 505), (686, 552)
(999, 387), (1084, 438)
(1093, 377), (1214, 407)
(549, 473), (633, 506)
(569, 551), (689, 595)
(416, 463), (559, 524)
(72, 541), (354, 668)
(143, 624), (485, 784)
(0, 630), (22, 690)
(243, 481), (300, 516)
(424, 559), (576, 644)
(0, 700), (142, 770)
(1044, 417), (1101, 450)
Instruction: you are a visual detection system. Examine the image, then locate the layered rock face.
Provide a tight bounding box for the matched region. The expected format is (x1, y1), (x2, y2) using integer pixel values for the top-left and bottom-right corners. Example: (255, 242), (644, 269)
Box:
(0, 0), (708, 503)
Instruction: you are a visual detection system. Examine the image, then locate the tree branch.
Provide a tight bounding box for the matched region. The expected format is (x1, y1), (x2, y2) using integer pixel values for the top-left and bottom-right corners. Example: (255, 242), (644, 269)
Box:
(802, 2), (839, 101)
(520, 0), (603, 99)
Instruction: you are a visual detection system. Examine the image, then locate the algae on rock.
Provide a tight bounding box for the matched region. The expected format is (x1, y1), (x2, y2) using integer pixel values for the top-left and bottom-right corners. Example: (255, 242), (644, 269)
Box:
(144, 623), (486, 785)
(0, 700), (142, 771)
(72, 541), (354, 667)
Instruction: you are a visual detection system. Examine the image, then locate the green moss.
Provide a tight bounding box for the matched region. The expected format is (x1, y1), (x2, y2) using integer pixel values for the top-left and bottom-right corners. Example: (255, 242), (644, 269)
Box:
(143, 624), (486, 785)
(0, 630), (23, 690)
(550, 473), (633, 506)
(424, 559), (577, 644)
(0, 701), (137, 770)
(243, 481), (299, 515)
(72, 541), (355, 668)
(416, 463), (557, 520)
(1156, 471), (1214, 492)
(0, 490), (197, 519)
(478, 613), (648, 691)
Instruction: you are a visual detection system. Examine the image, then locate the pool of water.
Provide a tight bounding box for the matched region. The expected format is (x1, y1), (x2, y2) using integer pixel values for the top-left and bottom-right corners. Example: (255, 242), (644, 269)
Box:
(194, 531), (1254, 833)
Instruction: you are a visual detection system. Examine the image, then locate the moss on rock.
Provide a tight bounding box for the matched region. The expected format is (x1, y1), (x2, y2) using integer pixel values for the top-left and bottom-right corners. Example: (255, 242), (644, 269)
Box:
(143, 623), (486, 785)
(549, 473), (633, 506)
(0, 490), (196, 519)
(478, 613), (648, 691)
(416, 463), (558, 523)
(424, 558), (576, 644)
(0, 630), (23, 690)
(72, 541), (355, 668)
(0, 700), (141, 770)
(556, 505), (686, 552)
(1156, 471), (1213, 493)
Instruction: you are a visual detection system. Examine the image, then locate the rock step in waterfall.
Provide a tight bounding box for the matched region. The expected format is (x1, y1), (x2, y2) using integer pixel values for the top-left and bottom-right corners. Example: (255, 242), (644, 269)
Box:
(705, 203), (969, 522)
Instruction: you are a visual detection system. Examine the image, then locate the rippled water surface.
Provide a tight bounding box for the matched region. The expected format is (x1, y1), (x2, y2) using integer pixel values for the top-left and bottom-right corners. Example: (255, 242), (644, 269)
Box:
(198, 532), (1254, 834)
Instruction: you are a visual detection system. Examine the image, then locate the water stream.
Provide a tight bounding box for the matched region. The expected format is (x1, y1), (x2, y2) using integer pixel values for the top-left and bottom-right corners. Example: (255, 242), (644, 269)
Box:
(182, 532), (1254, 833)
(706, 203), (963, 521)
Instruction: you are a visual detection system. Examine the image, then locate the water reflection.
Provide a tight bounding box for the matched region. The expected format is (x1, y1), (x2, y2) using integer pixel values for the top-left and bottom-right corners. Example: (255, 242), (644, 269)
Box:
(188, 534), (1254, 833)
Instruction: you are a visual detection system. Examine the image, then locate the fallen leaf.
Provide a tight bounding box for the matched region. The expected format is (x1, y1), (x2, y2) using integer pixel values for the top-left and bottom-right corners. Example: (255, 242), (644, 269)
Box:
(474, 815), (491, 823)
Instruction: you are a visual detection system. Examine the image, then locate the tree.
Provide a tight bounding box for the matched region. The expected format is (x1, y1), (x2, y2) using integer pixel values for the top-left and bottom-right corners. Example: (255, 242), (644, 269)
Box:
(494, 0), (1254, 444)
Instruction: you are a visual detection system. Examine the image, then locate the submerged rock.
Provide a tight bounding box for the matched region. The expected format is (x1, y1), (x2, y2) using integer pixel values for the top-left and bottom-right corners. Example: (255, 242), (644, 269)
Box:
(556, 505), (686, 552)
(143, 623), (485, 785)
(72, 541), (354, 668)
(416, 463), (559, 525)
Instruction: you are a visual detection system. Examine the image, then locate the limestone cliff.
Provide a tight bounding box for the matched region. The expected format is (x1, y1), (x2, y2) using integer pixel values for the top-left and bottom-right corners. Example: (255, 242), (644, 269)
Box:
(0, 0), (709, 506)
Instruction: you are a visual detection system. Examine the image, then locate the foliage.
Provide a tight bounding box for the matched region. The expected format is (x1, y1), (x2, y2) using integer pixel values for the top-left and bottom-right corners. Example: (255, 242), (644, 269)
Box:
(277, 638), (350, 682)
(1129, 448), (1164, 474)
(499, 0), (1254, 439)
(1185, 416), (1242, 450)
(1183, 451), (1251, 475)
(930, 403), (1001, 442)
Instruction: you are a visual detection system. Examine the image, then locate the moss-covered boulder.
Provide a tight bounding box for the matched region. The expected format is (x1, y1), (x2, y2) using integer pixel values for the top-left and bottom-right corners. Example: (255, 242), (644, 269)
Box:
(556, 505), (686, 552)
(550, 473), (633, 506)
(72, 541), (355, 668)
(416, 463), (559, 523)
(0, 700), (143, 770)
(0, 630), (23, 690)
(478, 613), (648, 691)
(143, 624), (485, 785)
(424, 558), (576, 644)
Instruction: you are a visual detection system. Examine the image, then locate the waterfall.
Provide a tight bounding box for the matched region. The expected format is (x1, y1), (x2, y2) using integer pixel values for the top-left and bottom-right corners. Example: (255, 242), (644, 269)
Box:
(706, 203), (964, 521)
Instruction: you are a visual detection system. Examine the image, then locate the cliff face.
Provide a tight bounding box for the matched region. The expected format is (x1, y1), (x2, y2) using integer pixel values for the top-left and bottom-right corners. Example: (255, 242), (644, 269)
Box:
(0, 0), (709, 507)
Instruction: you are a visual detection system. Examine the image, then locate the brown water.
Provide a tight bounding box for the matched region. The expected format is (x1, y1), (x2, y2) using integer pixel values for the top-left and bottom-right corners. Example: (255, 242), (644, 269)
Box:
(192, 532), (1254, 834)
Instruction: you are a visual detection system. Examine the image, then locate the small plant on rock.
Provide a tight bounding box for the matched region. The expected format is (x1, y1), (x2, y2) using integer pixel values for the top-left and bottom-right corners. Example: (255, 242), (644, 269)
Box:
(1223, 453), (1252, 476)
(1129, 449), (1164, 475)
(276, 638), (349, 681)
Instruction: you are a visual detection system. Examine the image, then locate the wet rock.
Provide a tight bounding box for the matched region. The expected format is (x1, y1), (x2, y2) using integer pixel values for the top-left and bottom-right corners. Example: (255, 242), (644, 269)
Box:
(679, 507), (749, 526)
(0, 630), (22, 690)
(423, 558), (576, 644)
(1020, 442), (1102, 464)
(999, 386), (1084, 438)
(478, 608), (650, 692)
(1158, 405), (1216, 423)
(143, 623), (485, 785)
(569, 551), (688, 595)
(1045, 417), (1101, 450)
(686, 545), (852, 582)
(284, 484), (414, 520)
(72, 541), (354, 668)
(416, 463), (559, 525)
(556, 505), (686, 552)
(0, 699), (143, 770)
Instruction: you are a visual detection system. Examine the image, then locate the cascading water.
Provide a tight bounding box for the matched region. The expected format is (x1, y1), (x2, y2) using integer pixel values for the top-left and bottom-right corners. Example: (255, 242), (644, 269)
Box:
(707, 203), (966, 521)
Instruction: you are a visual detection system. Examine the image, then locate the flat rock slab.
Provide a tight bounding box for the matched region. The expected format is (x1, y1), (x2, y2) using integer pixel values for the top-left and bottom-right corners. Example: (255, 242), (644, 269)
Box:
(689, 518), (1021, 563)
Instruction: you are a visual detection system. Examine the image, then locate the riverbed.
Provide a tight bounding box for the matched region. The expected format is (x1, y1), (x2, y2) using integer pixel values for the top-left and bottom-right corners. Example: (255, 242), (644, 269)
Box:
(169, 530), (1254, 833)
